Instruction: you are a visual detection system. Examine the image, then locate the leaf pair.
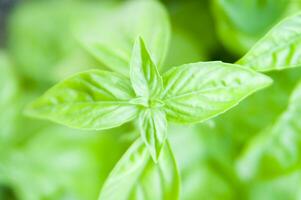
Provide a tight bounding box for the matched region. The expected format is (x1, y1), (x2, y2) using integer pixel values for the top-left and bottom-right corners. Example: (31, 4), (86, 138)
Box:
(27, 37), (272, 162)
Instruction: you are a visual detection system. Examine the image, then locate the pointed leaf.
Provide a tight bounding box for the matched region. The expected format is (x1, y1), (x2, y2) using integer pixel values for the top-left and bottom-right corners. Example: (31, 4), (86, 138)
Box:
(98, 139), (180, 200)
(130, 37), (163, 98)
(78, 0), (170, 75)
(138, 109), (167, 162)
(162, 61), (273, 124)
(26, 70), (138, 130)
(238, 12), (301, 71)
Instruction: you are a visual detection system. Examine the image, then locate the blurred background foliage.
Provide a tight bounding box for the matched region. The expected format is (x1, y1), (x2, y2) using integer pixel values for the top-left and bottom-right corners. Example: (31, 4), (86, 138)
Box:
(1, 0), (301, 199)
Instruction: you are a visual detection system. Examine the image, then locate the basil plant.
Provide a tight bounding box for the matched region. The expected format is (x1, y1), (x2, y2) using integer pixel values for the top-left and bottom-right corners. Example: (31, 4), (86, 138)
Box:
(25, 1), (276, 199)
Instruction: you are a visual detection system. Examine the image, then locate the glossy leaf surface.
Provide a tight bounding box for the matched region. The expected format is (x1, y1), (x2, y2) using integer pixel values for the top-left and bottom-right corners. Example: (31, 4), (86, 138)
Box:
(26, 70), (138, 130)
(162, 61), (272, 124)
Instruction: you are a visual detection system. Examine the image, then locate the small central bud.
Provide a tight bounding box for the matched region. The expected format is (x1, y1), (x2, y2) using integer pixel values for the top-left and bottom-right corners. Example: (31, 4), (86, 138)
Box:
(130, 97), (165, 108)
(149, 99), (165, 108)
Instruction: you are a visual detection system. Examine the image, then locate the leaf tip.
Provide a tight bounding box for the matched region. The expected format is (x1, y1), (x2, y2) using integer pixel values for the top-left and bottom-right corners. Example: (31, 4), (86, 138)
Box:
(133, 35), (146, 52)
(149, 147), (161, 164)
(257, 72), (273, 88)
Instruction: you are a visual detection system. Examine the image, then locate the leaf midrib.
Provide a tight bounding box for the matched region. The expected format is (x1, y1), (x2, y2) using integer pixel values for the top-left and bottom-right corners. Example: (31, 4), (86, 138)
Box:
(162, 86), (246, 101)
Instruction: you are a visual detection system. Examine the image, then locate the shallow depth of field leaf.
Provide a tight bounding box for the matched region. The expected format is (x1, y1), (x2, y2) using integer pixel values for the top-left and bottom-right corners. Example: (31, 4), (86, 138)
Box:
(98, 139), (180, 200)
(236, 81), (301, 180)
(238, 12), (301, 71)
(8, 0), (112, 83)
(0, 52), (18, 106)
(161, 61), (273, 124)
(0, 52), (18, 141)
(247, 170), (301, 200)
(78, 0), (170, 75)
(0, 125), (123, 200)
(169, 124), (236, 200)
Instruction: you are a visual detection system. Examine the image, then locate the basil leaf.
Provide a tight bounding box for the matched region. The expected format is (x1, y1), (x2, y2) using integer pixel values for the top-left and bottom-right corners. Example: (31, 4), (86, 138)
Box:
(130, 37), (163, 98)
(78, 0), (170, 75)
(161, 61), (272, 124)
(236, 81), (301, 180)
(26, 70), (138, 130)
(99, 139), (180, 200)
(138, 109), (167, 162)
(207, 68), (301, 153)
(238, 12), (301, 71)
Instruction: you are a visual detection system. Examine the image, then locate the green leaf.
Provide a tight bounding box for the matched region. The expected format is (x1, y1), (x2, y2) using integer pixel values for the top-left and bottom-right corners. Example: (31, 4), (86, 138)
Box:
(247, 170), (301, 200)
(138, 109), (167, 162)
(238, 12), (301, 71)
(206, 67), (301, 153)
(236, 81), (301, 180)
(130, 37), (163, 98)
(8, 0), (111, 83)
(98, 139), (180, 200)
(78, 0), (170, 75)
(1, 124), (125, 200)
(169, 124), (236, 200)
(161, 61), (272, 124)
(26, 70), (138, 130)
